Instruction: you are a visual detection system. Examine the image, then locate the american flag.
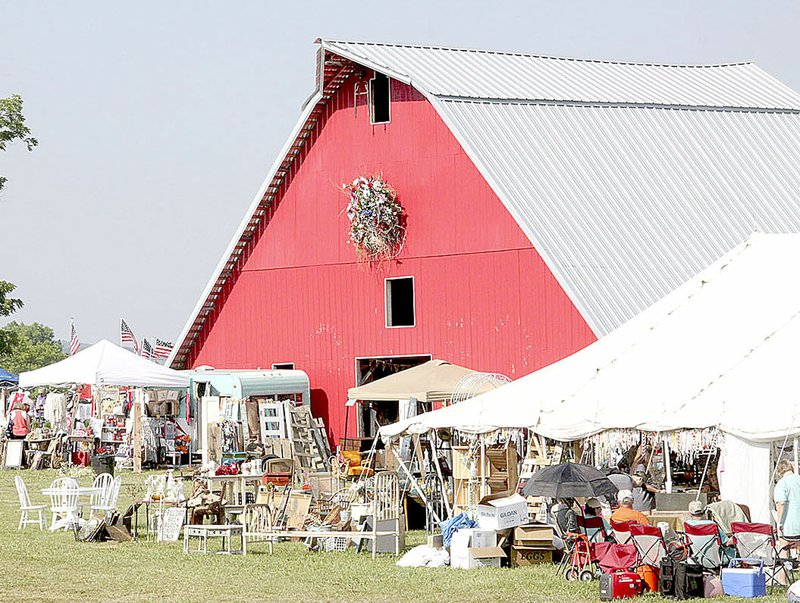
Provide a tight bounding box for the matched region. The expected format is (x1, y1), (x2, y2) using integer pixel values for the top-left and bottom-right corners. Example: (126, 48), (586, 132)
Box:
(120, 319), (139, 354)
(141, 339), (154, 360)
(154, 338), (174, 359)
(69, 320), (80, 355)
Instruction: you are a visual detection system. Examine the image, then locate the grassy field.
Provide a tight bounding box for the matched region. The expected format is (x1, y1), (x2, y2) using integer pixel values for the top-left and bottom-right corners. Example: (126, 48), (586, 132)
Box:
(0, 469), (785, 602)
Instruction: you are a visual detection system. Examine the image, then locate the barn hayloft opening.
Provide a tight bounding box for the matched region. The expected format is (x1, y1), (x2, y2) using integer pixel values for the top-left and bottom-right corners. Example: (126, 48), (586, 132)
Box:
(385, 276), (415, 327)
(370, 71), (391, 124)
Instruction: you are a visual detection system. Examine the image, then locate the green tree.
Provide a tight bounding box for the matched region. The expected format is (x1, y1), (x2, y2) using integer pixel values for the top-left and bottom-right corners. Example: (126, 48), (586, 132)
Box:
(0, 94), (38, 191)
(0, 281), (23, 355)
(0, 322), (66, 374)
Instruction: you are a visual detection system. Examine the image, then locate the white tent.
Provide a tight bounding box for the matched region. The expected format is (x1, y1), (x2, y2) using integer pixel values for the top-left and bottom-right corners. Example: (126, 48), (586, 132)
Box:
(18, 339), (189, 388)
(381, 233), (800, 442)
(381, 233), (800, 522)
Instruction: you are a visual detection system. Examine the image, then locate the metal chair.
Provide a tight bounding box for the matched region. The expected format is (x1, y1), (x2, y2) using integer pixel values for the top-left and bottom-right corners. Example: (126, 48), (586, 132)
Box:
(630, 523), (668, 568)
(610, 519), (635, 544)
(48, 477), (80, 531)
(684, 521), (725, 571)
(15, 476), (46, 530)
(578, 514), (611, 544)
(731, 521), (794, 589)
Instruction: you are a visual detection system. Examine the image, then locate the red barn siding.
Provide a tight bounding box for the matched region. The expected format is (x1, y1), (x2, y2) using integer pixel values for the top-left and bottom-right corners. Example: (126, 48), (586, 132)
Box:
(190, 75), (596, 442)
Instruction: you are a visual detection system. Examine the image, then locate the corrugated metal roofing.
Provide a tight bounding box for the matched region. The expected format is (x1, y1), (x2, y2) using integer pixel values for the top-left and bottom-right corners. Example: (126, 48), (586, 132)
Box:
(321, 40), (800, 110)
(433, 100), (800, 334)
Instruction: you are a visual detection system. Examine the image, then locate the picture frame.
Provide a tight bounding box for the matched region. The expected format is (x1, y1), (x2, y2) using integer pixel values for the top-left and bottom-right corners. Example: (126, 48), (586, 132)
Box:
(4, 440), (24, 468)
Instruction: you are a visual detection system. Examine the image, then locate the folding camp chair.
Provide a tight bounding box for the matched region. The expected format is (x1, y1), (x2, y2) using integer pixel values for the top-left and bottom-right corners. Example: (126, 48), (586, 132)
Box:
(731, 521), (794, 589)
(684, 521), (725, 572)
(611, 519), (635, 545)
(630, 523), (668, 568)
(578, 515), (611, 544)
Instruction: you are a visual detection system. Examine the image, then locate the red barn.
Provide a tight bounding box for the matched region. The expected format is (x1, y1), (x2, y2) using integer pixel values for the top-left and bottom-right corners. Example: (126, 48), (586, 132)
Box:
(170, 40), (800, 443)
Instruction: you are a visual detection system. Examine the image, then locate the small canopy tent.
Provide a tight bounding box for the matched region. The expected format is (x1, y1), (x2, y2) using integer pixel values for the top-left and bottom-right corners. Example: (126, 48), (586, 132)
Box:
(0, 367), (18, 385)
(18, 339), (189, 388)
(347, 359), (486, 403)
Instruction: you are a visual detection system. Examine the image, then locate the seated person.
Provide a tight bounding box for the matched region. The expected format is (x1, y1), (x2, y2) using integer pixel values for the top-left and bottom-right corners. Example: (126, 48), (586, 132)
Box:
(610, 489), (650, 525)
(550, 498), (579, 536)
(584, 497), (612, 538)
(685, 500), (733, 555)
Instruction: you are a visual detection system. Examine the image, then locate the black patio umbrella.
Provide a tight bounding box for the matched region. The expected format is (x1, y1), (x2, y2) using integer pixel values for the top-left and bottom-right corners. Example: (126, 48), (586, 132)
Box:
(522, 462), (619, 499)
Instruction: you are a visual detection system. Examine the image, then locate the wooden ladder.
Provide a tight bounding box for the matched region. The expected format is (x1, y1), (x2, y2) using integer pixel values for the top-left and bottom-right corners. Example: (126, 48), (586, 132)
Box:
(287, 404), (329, 472)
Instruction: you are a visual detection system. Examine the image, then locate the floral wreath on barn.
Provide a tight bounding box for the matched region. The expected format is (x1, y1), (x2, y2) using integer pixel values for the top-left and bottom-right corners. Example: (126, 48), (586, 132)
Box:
(342, 174), (406, 264)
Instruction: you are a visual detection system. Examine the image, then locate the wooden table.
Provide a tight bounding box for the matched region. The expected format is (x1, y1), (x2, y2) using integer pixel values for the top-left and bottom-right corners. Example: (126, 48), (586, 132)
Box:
(183, 524), (243, 554)
(648, 511), (690, 532)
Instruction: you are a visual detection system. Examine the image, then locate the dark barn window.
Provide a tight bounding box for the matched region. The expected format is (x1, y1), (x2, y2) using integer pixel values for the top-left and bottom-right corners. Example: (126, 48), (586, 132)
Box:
(370, 72), (391, 124)
(385, 277), (415, 327)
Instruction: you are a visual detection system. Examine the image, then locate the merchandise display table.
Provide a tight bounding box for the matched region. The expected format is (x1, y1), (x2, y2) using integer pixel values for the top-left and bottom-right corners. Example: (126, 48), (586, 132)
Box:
(183, 524), (243, 554)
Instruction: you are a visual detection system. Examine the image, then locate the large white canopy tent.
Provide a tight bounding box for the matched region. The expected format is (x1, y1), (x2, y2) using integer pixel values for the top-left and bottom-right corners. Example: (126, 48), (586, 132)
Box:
(381, 233), (800, 521)
(18, 339), (189, 388)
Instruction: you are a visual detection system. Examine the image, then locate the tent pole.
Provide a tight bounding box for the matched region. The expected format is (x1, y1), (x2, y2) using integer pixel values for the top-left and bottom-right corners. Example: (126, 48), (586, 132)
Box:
(663, 437), (672, 494)
(133, 389), (142, 473)
(391, 445), (440, 525)
(429, 435), (452, 519)
(480, 437), (486, 499)
(694, 428), (720, 500)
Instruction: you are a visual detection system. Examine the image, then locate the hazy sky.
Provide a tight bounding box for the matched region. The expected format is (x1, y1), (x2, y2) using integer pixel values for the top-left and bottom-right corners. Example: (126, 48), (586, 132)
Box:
(2, 0), (799, 345)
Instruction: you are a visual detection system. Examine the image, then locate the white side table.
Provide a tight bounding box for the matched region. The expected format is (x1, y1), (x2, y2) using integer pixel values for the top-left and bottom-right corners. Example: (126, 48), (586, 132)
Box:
(183, 524), (243, 554)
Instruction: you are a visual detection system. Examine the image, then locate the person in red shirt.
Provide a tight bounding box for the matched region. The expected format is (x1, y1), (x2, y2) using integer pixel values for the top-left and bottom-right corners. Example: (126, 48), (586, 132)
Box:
(610, 489), (650, 525)
(9, 402), (29, 439)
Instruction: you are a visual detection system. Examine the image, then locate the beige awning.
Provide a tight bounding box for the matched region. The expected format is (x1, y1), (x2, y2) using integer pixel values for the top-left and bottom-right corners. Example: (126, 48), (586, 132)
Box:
(347, 359), (482, 403)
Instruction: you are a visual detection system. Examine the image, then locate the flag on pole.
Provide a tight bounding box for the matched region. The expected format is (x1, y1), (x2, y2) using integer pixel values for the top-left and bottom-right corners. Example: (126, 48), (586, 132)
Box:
(141, 339), (154, 360)
(154, 338), (174, 359)
(120, 319), (139, 354)
(69, 320), (80, 355)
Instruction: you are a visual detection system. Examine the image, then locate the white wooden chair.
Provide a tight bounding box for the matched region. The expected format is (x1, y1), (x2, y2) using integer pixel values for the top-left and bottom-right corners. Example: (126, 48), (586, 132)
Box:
(48, 477), (79, 531)
(89, 473), (119, 515)
(15, 476), (46, 530)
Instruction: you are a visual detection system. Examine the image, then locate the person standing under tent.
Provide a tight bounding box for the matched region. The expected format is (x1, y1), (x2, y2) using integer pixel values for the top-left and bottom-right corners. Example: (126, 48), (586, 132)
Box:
(775, 460), (800, 539)
(8, 402), (29, 439)
(632, 464), (659, 513)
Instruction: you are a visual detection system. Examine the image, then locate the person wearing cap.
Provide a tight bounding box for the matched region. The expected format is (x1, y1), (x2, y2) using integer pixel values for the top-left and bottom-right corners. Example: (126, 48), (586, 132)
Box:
(611, 489), (650, 525)
(685, 500), (733, 554)
(631, 464), (659, 513)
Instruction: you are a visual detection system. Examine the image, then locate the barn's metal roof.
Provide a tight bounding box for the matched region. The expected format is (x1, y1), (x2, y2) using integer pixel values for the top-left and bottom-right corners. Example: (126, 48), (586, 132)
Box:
(169, 40), (800, 366)
(321, 39), (800, 110)
(434, 100), (800, 334)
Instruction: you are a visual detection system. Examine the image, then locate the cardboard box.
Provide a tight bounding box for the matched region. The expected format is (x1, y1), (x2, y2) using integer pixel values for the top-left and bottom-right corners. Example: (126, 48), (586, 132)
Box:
(477, 492), (529, 530)
(511, 546), (554, 567)
(468, 546), (506, 569)
(450, 528), (497, 569)
(427, 534), (444, 548)
(513, 523), (554, 548)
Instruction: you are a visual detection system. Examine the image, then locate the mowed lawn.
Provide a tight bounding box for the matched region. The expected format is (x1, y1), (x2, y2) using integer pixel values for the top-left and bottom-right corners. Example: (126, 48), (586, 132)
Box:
(0, 469), (783, 603)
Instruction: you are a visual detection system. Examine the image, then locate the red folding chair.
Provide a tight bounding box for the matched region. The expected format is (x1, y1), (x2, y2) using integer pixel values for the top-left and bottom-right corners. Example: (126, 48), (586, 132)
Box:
(630, 523), (668, 568)
(578, 515), (611, 544)
(611, 519), (635, 544)
(684, 522), (725, 572)
(731, 521), (794, 589)
(593, 542), (639, 573)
